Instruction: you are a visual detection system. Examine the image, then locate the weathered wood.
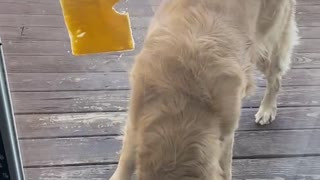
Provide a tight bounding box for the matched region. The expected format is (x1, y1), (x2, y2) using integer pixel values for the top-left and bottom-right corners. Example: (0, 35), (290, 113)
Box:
(4, 53), (320, 74)
(2, 40), (142, 56)
(0, 38), (318, 56)
(244, 86), (320, 108)
(11, 90), (131, 114)
(8, 73), (130, 91)
(0, 26), (147, 42)
(297, 0), (320, 5)
(11, 86), (320, 114)
(240, 107), (320, 130)
(296, 39), (320, 53)
(298, 27), (320, 39)
(0, 2), (154, 16)
(16, 112), (127, 138)
(20, 136), (122, 167)
(0, 0), (161, 6)
(3, 40), (72, 56)
(256, 69), (320, 87)
(0, 26), (70, 41)
(0, 14), (65, 27)
(297, 6), (320, 14)
(292, 53), (320, 68)
(0, 2), (60, 15)
(1, 26), (319, 42)
(234, 157), (320, 180)
(0, 13), (319, 28)
(24, 157), (320, 180)
(0, 2), (318, 18)
(15, 107), (320, 139)
(5, 55), (135, 73)
(0, 14), (151, 28)
(234, 129), (320, 157)
(19, 129), (320, 167)
(7, 69), (320, 92)
(0, 26), (23, 40)
(297, 14), (320, 27)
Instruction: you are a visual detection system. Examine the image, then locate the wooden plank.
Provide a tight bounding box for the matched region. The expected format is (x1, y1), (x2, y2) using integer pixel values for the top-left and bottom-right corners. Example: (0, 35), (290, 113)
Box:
(24, 157), (320, 180)
(20, 136), (122, 167)
(296, 39), (320, 53)
(0, 2), (154, 16)
(19, 129), (320, 167)
(233, 130), (320, 157)
(8, 73), (130, 91)
(1, 38), (318, 56)
(0, 15), (150, 28)
(234, 157), (320, 180)
(11, 86), (320, 114)
(12, 90), (131, 114)
(297, 14), (320, 27)
(15, 107), (320, 139)
(297, 0), (320, 6)
(0, 26), (23, 40)
(244, 86), (320, 108)
(2, 40), (72, 56)
(2, 40), (142, 56)
(292, 53), (320, 69)
(0, 0), (318, 16)
(297, 6), (320, 14)
(0, 0), (161, 6)
(256, 69), (320, 87)
(5, 55), (135, 73)
(0, 13), (319, 28)
(0, 2), (319, 17)
(6, 69), (320, 92)
(0, 26), (69, 41)
(16, 112), (127, 138)
(3, 26), (320, 41)
(4, 53), (320, 74)
(0, 2), (60, 15)
(298, 27), (320, 39)
(0, 14), (65, 27)
(0, 26), (146, 44)
(239, 107), (320, 131)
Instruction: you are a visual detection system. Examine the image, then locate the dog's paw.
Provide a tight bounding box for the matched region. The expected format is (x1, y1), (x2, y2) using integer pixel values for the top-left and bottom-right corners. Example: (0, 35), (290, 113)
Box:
(255, 106), (277, 125)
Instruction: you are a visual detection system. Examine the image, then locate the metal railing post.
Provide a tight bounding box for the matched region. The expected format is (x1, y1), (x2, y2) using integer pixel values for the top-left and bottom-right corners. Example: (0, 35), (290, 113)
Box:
(0, 37), (25, 180)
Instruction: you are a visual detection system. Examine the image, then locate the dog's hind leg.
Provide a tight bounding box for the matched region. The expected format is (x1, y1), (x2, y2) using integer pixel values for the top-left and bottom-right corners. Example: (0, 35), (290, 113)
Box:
(255, 8), (298, 125)
(110, 75), (144, 180)
(110, 123), (137, 180)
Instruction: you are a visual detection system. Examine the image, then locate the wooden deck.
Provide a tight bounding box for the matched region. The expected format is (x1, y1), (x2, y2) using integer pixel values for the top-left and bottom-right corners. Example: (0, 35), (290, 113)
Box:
(1, 0), (320, 179)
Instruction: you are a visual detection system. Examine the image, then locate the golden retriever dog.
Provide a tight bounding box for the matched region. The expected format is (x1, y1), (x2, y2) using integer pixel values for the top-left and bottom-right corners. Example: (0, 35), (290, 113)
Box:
(110, 0), (298, 179)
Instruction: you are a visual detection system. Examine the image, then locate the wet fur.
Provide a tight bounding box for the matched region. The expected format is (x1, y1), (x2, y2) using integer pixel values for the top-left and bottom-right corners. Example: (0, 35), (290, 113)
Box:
(110, 0), (298, 180)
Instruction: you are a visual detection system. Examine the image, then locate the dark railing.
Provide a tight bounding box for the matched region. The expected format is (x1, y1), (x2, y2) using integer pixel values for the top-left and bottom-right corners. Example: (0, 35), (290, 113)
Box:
(0, 37), (25, 180)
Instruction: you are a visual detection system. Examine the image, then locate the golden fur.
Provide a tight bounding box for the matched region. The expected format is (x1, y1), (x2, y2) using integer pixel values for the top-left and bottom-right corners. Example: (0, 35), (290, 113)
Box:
(110, 0), (298, 179)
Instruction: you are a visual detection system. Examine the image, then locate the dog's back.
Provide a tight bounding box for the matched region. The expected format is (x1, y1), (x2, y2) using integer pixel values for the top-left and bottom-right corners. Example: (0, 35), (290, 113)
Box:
(133, 1), (248, 180)
(127, 0), (296, 180)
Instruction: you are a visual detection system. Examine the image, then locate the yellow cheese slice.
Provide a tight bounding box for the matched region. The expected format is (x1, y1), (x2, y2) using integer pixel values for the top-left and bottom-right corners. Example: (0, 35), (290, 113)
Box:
(60, 0), (135, 55)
